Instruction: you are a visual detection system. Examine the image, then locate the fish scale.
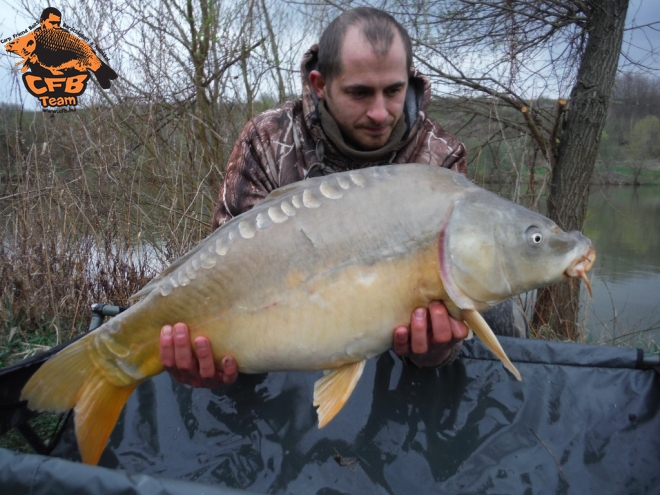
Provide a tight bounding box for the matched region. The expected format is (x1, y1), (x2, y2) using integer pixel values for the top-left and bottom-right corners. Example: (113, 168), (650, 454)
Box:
(33, 28), (102, 71)
(148, 170), (380, 302)
(20, 164), (595, 465)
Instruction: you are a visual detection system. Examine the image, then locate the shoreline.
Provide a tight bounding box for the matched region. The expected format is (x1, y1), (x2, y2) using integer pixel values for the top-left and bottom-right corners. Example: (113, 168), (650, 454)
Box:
(474, 171), (660, 187)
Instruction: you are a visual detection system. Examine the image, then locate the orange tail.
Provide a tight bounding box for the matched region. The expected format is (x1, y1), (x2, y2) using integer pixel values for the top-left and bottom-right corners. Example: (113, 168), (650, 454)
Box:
(20, 335), (136, 464)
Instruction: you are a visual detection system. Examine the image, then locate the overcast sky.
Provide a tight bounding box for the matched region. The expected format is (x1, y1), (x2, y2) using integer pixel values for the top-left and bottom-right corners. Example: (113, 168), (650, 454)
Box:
(1, 0), (659, 111)
(621, 0), (660, 72)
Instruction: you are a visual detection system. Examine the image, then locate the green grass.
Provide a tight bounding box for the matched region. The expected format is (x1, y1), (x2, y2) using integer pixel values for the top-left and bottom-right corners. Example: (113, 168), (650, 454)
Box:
(0, 322), (60, 369)
(0, 317), (69, 454)
(641, 168), (660, 184)
(596, 161), (660, 185)
(0, 412), (68, 454)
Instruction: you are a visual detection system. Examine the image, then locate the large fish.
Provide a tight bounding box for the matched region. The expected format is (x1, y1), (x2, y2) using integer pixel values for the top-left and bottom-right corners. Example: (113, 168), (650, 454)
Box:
(4, 28), (117, 88)
(21, 164), (595, 465)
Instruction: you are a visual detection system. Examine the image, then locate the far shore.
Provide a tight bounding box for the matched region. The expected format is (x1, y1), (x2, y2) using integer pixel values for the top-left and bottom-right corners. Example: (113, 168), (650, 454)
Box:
(474, 165), (660, 187)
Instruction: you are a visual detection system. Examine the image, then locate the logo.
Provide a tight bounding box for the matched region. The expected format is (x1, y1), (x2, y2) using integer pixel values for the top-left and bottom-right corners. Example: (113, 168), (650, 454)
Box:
(3, 7), (117, 111)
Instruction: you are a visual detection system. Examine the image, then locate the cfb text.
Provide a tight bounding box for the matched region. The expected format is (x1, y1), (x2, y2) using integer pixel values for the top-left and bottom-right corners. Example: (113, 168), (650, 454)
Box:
(22, 74), (88, 106)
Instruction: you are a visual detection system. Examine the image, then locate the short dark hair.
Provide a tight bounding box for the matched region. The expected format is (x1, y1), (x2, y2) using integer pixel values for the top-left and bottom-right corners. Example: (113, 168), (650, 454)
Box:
(317, 7), (413, 84)
(40, 7), (62, 22)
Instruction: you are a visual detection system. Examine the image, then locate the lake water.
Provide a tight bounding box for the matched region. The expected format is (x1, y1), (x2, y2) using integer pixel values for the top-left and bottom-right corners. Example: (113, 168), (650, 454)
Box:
(581, 185), (660, 348)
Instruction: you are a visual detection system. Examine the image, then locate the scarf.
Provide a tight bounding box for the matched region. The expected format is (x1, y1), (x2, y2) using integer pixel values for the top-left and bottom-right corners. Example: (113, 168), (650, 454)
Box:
(317, 99), (407, 162)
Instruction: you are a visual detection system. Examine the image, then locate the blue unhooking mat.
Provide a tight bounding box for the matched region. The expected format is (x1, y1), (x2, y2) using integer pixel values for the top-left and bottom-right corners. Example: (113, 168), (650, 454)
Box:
(2, 336), (659, 494)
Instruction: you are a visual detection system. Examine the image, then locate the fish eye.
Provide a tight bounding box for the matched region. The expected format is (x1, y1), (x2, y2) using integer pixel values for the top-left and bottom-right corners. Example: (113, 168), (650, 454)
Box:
(525, 226), (544, 245)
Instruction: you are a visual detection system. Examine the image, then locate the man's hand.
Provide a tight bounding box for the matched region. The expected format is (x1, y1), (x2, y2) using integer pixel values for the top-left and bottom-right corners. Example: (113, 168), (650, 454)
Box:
(392, 301), (469, 367)
(160, 322), (238, 388)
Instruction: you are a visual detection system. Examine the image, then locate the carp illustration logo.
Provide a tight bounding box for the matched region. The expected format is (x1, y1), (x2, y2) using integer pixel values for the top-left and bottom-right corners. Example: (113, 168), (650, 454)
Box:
(3, 7), (117, 110)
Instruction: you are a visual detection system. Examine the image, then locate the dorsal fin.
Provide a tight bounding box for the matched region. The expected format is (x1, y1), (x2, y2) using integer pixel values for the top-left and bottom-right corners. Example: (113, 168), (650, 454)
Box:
(264, 181), (307, 199)
(131, 179), (320, 302)
(129, 239), (210, 302)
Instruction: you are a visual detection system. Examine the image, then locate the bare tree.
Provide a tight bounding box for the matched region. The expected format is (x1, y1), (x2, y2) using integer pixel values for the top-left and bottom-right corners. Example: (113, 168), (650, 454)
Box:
(534, 0), (630, 338)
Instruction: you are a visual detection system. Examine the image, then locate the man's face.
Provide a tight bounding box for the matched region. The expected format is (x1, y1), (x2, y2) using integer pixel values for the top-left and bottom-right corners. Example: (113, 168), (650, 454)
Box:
(41, 14), (61, 29)
(311, 26), (409, 151)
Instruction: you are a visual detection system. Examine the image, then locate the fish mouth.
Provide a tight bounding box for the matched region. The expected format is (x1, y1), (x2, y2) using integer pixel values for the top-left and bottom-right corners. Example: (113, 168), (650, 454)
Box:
(564, 245), (596, 298)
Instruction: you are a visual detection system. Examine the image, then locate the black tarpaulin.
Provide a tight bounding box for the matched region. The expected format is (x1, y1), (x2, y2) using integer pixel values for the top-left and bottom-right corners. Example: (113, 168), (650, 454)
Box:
(3, 336), (659, 494)
(0, 448), (258, 495)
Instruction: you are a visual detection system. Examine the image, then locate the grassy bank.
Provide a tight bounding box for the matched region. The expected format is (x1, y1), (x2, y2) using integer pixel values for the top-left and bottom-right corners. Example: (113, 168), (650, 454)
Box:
(593, 163), (660, 185)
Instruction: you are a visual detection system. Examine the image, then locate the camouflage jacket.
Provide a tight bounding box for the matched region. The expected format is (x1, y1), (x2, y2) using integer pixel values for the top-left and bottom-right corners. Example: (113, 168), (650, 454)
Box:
(212, 45), (467, 229)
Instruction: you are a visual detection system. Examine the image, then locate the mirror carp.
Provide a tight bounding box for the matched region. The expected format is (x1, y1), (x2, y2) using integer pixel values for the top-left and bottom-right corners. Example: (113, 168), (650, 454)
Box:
(21, 164), (595, 465)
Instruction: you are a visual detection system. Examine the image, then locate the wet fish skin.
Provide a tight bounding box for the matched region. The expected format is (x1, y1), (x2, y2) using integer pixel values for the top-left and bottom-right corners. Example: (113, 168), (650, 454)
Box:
(20, 164), (595, 465)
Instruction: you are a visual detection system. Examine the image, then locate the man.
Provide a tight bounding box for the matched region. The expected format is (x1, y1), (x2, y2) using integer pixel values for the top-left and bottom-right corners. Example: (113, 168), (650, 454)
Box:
(39, 7), (63, 30)
(159, 7), (512, 388)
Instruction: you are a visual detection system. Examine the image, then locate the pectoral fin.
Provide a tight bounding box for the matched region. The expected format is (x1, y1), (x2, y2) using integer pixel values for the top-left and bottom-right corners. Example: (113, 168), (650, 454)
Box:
(462, 309), (522, 381)
(313, 360), (366, 428)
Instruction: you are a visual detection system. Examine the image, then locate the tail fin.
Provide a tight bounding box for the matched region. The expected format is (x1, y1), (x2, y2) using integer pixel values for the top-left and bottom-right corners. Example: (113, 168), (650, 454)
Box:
(20, 336), (135, 465)
(93, 62), (118, 89)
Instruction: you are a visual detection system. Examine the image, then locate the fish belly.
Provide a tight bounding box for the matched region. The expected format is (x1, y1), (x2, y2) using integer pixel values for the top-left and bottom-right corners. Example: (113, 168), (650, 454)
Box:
(186, 242), (446, 373)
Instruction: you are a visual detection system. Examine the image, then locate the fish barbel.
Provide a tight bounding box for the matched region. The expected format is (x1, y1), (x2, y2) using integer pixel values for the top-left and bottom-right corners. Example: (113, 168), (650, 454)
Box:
(21, 164), (595, 465)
